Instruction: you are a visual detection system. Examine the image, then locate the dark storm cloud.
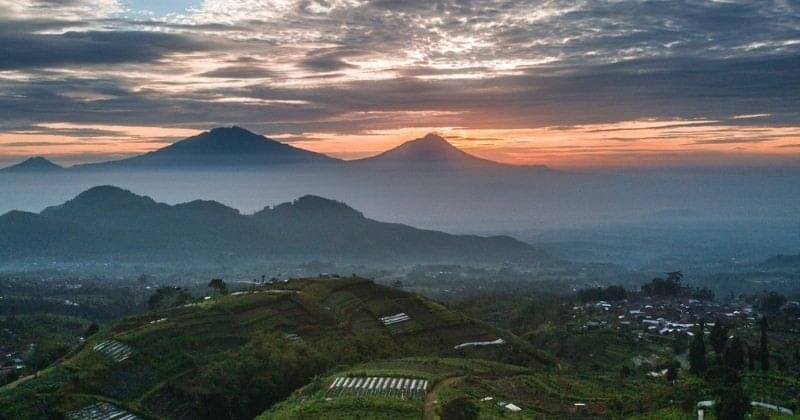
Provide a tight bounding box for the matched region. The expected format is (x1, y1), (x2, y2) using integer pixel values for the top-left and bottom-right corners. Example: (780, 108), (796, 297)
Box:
(2, 52), (798, 137)
(0, 28), (212, 70)
(300, 49), (363, 72)
(199, 66), (275, 79)
(0, 0), (799, 145)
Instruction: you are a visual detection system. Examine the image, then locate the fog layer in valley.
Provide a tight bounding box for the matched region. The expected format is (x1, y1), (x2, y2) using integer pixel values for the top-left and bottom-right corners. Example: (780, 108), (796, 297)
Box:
(2, 166), (797, 266)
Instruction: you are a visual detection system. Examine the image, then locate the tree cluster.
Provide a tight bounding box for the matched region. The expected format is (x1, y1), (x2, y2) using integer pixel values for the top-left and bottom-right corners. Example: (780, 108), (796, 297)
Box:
(577, 285), (627, 303)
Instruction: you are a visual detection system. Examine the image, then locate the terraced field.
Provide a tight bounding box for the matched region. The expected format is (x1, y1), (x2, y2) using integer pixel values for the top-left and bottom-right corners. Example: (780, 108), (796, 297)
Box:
(261, 358), (535, 420)
(0, 278), (528, 420)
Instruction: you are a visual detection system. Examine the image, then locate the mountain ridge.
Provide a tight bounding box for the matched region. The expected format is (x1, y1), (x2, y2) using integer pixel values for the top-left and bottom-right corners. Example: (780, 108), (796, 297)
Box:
(0, 186), (546, 264)
(0, 127), (553, 172)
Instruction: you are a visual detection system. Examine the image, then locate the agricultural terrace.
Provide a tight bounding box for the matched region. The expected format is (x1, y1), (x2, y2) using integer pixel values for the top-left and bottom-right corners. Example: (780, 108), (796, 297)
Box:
(0, 278), (530, 420)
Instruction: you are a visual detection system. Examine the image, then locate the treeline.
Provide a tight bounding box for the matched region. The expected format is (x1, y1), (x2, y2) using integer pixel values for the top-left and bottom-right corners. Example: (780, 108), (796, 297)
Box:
(686, 316), (776, 419)
(577, 285), (627, 303)
(576, 271), (715, 302)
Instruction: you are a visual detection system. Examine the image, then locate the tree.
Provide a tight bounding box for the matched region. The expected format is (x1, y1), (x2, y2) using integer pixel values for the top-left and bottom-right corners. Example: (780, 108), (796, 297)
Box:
(691, 287), (715, 301)
(666, 271), (684, 283)
(709, 318), (728, 362)
(759, 292), (787, 316)
(673, 332), (689, 355)
(666, 361), (679, 383)
(84, 322), (100, 338)
(148, 286), (192, 311)
(24, 340), (70, 372)
(690, 322), (707, 375)
(759, 315), (769, 372)
(724, 336), (746, 374)
(208, 278), (228, 296)
(716, 383), (750, 420)
(46, 412), (66, 420)
(3, 369), (19, 385)
(746, 344), (756, 371)
(641, 276), (681, 297)
(441, 397), (479, 420)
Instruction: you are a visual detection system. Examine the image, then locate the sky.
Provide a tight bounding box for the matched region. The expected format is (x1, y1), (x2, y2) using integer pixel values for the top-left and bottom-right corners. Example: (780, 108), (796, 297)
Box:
(0, 0), (798, 169)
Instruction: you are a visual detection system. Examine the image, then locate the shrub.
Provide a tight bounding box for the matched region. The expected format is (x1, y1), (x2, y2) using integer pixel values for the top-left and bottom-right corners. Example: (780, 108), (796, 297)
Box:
(441, 396), (479, 420)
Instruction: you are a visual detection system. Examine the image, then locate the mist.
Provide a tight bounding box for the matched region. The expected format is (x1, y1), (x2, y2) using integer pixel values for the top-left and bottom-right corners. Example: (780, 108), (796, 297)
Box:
(2, 166), (797, 267)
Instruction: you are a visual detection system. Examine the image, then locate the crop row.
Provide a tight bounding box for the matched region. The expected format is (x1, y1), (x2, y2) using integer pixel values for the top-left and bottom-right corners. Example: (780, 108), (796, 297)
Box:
(326, 376), (429, 400)
(67, 402), (139, 420)
(93, 339), (133, 362)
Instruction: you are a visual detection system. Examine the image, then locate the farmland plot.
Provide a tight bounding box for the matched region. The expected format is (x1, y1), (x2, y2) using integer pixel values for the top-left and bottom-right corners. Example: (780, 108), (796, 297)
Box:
(93, 339), (133, 362)
(327, 376), (429, 400)
(67, 402), (139, 420)
(377, 312), (418, 335)
(454, 338), (505, 350)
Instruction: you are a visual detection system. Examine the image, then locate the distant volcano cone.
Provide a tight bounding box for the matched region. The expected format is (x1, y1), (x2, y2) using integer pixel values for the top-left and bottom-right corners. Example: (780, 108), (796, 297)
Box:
(352, 132), (507, 169)
(0, 156), (64, 172)
(74, 126), (339, 170)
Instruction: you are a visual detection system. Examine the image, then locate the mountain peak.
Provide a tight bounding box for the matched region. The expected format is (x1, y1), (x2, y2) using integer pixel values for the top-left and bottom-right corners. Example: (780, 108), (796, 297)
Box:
(258, 195), (364, 219)
(355, 132), (505, 169)
(210, 125), (249, 133)
(421, 132), (448, 142)
(1, 156), (64, 173)
(73, 185), (146, 201)
(75, 126), (338, 169)
(41, 185), (161, 221)
(205, 125), (262, 140)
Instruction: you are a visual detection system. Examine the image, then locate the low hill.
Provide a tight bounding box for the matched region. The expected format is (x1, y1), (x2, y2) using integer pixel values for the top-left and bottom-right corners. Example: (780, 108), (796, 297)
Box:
(0, 186), (546, 264)
(74, 126), (338, 170)
(0, 156), (64, 173)
(762, 254), (800, 270)
(0, 278), (544, 419)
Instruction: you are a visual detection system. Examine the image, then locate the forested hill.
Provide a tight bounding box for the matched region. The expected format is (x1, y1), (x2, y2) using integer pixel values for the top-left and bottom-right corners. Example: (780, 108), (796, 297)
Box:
(0, 185), (546, 264)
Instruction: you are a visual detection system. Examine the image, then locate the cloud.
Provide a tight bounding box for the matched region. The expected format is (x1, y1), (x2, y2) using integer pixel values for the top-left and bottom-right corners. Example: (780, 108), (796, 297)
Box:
(300, 49), (363, 72)
(199, 66), (275, 79)
(0, 30), (214, 70)
(0, 0), (799, 166)
(0, 0), (121, 20)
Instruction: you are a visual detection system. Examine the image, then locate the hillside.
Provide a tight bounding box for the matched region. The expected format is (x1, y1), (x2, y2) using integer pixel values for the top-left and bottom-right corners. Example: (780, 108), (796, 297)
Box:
(0, 186), (545, 264)
(0, 278), (545, 419)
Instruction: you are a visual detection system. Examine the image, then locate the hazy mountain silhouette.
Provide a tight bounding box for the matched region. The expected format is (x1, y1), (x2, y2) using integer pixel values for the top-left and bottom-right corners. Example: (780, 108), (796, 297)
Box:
(2, 129), (551, 173)
(1, 186), (545, 263)
(762, 254), (800, 269)
(352, 133), (551, 172)
(0, 156), (64, 173)
(73, 126), (339, 170)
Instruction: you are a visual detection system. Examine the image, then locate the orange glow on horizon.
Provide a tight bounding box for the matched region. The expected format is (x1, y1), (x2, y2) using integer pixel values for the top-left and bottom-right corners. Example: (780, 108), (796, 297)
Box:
(0, 120), (798, 169)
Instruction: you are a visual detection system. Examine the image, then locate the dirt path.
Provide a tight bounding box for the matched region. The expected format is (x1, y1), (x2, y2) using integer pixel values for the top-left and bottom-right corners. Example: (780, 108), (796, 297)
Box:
(1, 373), (35, 391)
(423, 376), (463, 420)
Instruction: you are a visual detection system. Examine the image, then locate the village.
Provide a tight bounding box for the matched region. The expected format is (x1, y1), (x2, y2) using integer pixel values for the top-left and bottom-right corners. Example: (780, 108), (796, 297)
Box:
(575, 295), (760, 338)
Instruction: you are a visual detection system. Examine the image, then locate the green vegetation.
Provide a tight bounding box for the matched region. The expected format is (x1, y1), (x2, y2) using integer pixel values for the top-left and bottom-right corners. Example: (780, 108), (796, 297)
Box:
(0, 278), (531, 420)
(3, 275), (798, 419)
